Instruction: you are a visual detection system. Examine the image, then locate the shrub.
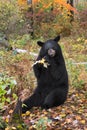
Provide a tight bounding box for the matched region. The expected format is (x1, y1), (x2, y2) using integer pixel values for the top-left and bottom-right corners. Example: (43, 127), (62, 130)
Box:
(0, 0), (25, 36)
(67, 60), (86, 89)
(71, 9), (87, 38)
(0, 73), (17, 110)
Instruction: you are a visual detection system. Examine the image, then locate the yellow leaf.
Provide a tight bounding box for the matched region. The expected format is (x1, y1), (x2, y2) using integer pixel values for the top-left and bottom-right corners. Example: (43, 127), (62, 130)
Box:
(26, 111), (30, 116)
(12, 127), (17, 130)
(22, 113), (26, 117)
(18, 0), (27, 5)
(39, 58), (45, 64)
(5, 127), (9, 130)
(43, 111), (48, 115)
(80, 120), (86, 124)
(78, 109), (84, 113)
(6, 118), (9, 123)
(60, 113), (66, 118)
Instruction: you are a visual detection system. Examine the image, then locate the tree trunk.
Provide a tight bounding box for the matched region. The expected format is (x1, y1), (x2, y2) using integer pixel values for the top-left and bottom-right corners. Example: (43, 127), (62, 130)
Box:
(67, 0), (74, 21)
(27, 0), (34, 38)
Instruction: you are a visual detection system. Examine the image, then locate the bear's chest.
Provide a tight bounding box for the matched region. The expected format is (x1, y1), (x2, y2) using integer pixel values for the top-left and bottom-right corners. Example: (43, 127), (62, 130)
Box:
(41, 67), (51, 79)
(38, 67), (57, 87)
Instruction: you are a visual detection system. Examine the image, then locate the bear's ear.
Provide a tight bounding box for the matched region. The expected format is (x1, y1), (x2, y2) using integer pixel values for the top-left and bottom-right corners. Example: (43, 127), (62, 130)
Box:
(37, 41), (44, 47)
(54, 35), (60, 42)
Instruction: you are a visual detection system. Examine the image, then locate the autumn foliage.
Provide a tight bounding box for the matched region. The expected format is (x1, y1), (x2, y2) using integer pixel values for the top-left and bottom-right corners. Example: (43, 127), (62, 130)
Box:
(18, 0), (27, 5)
(18, 0), (76, 12)
(17, 0), (77, 38)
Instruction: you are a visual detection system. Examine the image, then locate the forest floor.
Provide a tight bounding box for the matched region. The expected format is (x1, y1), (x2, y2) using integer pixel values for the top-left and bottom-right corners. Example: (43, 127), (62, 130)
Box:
(0, 35), (87, 130)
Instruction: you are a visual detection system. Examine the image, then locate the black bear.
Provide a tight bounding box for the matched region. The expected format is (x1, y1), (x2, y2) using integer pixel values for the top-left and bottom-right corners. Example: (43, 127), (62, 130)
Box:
(22, 36), (68, 113)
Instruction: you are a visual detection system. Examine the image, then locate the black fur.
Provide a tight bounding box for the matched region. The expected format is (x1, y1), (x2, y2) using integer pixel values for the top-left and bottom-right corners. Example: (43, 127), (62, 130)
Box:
(22, 36), (68, 113)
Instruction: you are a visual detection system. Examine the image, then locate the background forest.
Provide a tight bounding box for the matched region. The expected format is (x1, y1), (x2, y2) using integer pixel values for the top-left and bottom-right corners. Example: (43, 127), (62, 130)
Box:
(0, 0), (87, 129)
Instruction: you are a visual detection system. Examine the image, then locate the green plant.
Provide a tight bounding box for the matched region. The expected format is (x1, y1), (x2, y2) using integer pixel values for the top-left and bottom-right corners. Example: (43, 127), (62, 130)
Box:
(67, 60), (85, 89)
(0, 74), (17, 110)
(76, 2), (87, 11)
(0, 116), (7, 129)
(35, 117), (51, 130)
(16, 34), (31, 46)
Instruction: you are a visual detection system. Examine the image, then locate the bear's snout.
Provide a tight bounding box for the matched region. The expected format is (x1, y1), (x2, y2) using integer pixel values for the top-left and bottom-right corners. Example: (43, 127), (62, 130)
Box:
(48, 49), (56, 57)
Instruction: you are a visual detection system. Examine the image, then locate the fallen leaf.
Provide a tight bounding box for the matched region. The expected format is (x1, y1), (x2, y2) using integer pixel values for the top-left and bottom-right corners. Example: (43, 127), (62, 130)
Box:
(9, 109), (13, 114)
(26, 111), (30, 116)
(80, 120), (86, 124)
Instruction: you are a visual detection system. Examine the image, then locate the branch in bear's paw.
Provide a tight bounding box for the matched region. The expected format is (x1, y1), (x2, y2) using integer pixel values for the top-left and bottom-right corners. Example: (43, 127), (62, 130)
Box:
(32, 58), (50, 68)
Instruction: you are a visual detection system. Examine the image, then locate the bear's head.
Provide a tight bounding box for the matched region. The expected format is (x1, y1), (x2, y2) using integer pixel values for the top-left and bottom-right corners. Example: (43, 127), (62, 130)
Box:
(37, 36), (62, 60)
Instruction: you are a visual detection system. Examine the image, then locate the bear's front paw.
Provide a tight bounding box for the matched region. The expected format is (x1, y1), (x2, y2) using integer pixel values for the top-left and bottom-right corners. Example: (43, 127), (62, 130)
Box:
(33, 58), (50, 68)
(33, 60), (43, 68)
